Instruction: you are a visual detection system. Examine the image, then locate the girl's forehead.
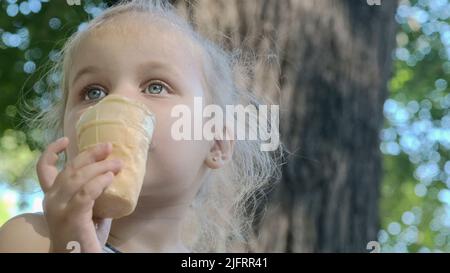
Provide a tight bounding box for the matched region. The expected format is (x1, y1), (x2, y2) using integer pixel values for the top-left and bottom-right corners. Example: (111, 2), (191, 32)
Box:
(89, 15), (193, 49)
(70, 13), (205, 73)
(90, 12), (197, 48)
(66, 12), (209, 95)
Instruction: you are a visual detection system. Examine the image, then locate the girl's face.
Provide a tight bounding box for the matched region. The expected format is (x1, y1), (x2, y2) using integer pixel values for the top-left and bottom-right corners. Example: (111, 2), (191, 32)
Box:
(63, 14), (212, 207)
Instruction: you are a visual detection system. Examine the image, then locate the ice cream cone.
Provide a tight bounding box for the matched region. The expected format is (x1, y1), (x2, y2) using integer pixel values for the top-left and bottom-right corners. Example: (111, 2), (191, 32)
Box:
(75, 94), (155, 219)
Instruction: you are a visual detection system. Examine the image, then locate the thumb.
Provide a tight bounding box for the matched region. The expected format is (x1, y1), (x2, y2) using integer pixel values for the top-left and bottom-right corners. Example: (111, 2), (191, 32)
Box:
(36, 137), (69, 192)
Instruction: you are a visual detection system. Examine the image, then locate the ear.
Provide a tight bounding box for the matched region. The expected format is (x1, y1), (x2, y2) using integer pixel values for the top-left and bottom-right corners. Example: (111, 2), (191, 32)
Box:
(205, 138), (234, 169)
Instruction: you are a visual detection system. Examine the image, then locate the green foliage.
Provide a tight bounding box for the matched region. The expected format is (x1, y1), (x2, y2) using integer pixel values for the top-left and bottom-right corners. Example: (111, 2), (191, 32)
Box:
(379, 0), (450, 252)
(0, 199), (12, 226)
(0, 0), (449, 253)
(0, 0), (109, 221)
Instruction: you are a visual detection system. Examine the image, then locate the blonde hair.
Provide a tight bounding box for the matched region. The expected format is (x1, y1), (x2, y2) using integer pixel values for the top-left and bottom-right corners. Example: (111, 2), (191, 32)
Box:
(21, 0), (283, 252)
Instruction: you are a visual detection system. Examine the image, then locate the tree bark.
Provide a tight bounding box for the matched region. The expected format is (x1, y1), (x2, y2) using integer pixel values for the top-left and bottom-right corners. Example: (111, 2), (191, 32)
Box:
(169, 0), (398, 252)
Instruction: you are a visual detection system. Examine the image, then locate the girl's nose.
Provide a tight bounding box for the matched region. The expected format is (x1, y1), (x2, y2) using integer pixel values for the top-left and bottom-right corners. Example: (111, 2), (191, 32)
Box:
(110, 84), (140, 100)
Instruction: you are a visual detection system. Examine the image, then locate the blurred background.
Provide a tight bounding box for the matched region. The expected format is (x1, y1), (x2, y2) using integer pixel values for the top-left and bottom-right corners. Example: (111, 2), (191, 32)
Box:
(1, 0), (450, 252)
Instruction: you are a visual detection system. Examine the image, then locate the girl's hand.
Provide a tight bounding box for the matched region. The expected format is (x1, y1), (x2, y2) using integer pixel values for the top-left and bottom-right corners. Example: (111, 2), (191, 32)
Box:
(36, 137), (122, 253)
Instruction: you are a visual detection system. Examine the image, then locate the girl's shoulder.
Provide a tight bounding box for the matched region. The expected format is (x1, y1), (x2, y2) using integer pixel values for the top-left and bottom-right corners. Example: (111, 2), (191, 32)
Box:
(0, 212), (50, 253)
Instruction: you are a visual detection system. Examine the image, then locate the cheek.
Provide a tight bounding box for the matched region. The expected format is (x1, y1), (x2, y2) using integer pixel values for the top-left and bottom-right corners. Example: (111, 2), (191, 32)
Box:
(145, 110), (210, 187)
(151, 113), (208, 169)
(145, 139), (209, 192)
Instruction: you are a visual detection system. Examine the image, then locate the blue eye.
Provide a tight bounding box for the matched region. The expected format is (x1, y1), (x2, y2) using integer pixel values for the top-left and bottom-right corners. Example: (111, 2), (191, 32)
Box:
(143, 83), (166, 95)
(84, 87), (106, 101)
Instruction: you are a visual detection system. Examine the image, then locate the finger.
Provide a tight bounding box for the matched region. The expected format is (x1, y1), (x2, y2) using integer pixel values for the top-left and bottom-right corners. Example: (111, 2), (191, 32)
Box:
(53, 143), (116, 196)
(36, 137), (69, 192)
(67, 172), (114, 214)
(56, 159), (122, 203)
(71, 143), (113, 170)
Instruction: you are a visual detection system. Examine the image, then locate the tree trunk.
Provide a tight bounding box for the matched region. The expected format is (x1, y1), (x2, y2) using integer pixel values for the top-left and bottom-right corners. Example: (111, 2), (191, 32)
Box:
(170, 0), (398, 252)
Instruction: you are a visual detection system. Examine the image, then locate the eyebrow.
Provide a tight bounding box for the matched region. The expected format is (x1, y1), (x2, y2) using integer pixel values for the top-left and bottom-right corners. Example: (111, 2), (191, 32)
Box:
(71, 61), (181, 87)
(137, 61), (181, 78)
(71, 65), (101, 87)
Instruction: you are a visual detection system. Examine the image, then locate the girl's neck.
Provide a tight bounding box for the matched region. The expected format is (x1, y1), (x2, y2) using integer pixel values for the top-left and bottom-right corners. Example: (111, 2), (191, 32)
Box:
(107, 199), (190, 253)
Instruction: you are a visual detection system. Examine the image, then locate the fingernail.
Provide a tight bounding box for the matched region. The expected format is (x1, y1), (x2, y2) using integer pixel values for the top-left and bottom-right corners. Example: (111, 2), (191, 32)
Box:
(113, 159), (123, 166)
(57, 137), (67, 143)
(100, 142), (111, 149)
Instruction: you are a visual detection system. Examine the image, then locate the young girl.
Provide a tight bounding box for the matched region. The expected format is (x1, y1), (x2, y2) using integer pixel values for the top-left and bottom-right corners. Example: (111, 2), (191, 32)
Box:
(0, 0), (281, 253)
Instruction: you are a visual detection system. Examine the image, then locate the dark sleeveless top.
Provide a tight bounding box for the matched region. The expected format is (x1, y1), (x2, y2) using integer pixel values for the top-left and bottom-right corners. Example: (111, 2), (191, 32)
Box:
(103, 242), (121, 253)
